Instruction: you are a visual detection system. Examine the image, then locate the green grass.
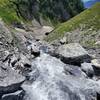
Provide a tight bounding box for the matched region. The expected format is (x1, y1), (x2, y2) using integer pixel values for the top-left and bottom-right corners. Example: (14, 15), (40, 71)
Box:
(0, 0), (22, 24)
(45, 3), (100, 42)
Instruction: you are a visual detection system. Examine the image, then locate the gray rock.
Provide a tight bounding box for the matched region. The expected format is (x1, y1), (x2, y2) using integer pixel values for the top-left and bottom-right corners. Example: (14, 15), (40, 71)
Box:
(10, 54), (19, 67)
(1, 90), (25, 100)
(9, 53), (32, 74)
(22, 54), (99, 100)
(64, 64), (87, 78)
(19, 54), (31, 66)
(92, 59), (100, 68)
(31, 26), (54, 40)
(39, 44), (56, 54)
(0, 63), (25, 87)
(54, 43), (92, 65)
(12, 31), (28, 54)
(2, 51), (13, 62)
(0, 41), (3, 45)
(81, 63), (94, 77)
(60, 37), (67, 44)
(0, 59), (25, 98)
(27, 42), (40, 57)
(0, 20), (13, 44)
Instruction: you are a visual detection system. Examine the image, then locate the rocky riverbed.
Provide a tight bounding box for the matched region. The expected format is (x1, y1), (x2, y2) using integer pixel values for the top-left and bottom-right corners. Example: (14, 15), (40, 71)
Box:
(0, 20), (100, 100)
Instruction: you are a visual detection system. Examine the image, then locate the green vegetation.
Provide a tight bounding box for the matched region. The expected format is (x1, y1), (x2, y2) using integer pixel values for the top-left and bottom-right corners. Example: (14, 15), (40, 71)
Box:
(39, 0), (84, 22)
(0, 0), (21, 24)
(45, 3), (100, 42)
(8, 0), (84, 24)
(0, 0), (84, 25)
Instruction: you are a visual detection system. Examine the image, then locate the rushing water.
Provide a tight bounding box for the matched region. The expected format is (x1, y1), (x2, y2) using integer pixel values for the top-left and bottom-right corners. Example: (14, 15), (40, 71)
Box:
(22, 53), (99, 100)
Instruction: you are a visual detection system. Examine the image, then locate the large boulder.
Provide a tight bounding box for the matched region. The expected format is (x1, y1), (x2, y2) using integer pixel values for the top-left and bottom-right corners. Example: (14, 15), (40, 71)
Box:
(0, 61), (25, 98)
(27, 41), (40, 57)
(54, 43), (92, 65)
(1, 90), (25, 100)
(81, 62), (94, 78)
(22, 54), (99, 100)
(0, 65), (25, 86)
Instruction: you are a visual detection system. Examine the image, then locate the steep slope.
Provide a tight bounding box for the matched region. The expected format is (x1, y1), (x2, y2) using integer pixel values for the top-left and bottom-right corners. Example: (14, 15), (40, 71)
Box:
(0, 0), (85, 26)
(45, 3), (100, 47)
(0, 0), (22, 24)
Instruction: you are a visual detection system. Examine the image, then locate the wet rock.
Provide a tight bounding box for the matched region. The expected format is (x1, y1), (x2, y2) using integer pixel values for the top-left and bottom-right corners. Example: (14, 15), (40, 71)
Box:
(39, 45), (49, 53)
(81, 62), (94, 78)
(31, 51), (40, 57)
(0, 65), (25, 87)
(1, 90), (25, 100)
(0, 81), (24, 97)
(27, 40), (55, 55)
(39, 45), (54, 54)
(25, 66), (40, 83)
(64, 64), (87, 78)
(0, 59), (25, 98)
(54, 43), (92, 65)
(22, 54), (99, 100)
(97, 93), (100, 100)
(27, 42), (40, 57)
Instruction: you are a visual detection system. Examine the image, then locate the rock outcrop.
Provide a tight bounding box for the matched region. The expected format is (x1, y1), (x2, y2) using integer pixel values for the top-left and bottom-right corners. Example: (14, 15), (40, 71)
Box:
(0, 19), (100, 100)
(51, 43), (92, 65)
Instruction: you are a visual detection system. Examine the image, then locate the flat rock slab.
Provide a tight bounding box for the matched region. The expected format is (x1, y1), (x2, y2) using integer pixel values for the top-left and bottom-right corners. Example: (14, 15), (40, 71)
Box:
(0, 66), (25, 87)
(55, 43), (92, 65)
(31, 26), (54, 40)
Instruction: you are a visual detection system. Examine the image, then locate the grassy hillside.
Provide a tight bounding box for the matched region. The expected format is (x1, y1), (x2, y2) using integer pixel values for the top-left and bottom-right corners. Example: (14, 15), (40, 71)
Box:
(0, 0), (21, 24)
(45, 3), (100, 45)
